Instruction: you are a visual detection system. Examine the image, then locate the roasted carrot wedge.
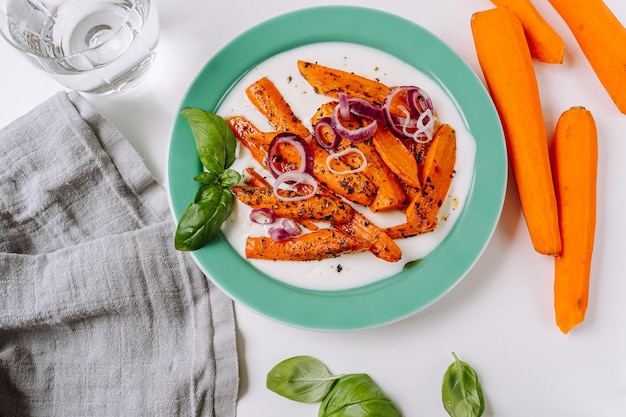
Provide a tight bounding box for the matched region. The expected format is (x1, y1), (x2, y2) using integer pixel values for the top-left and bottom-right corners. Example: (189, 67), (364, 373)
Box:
(312, 102), (408, 212)
(228, 116), (376, 206)
(335, 212), (402, 263)
(551, 107), (598, 334)
(404, 124), (456, 231)
(228, 116), (273, 165)
(245, 228), (370, 261)
(243, 167), (320, 231)
(246, 77), (311, 138)
(372, 128), (421, 189)
(298, 60), (391, 104)
(471, 7), (561, 255)
(231, 186), (355, 224)
(548, 0), (626, 114)
(490, 0), (565, 64)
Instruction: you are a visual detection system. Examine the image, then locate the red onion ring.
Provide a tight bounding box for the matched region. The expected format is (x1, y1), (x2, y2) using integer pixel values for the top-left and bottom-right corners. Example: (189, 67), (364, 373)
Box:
(348, 98), (384, 122)
(249, 208), (275, 224)
(313, 117), (340, 149)
(326, 148), (368, 175)
(338, 92), (350, 120)
(382, 86), (437, 141)
(272, 171), (319, 202)
(280, 218), (302, 236)
(266, 133), (314, 178)
(331, 103), (378, 143)
(267, 227), (292, 242)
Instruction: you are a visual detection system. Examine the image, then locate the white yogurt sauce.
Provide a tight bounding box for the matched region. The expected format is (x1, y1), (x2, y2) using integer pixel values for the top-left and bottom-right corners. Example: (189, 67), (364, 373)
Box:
(217, 42), (476, 291)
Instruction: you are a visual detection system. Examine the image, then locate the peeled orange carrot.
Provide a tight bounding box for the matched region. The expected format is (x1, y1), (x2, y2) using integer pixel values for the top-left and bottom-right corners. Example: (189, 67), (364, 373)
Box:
(471, 7), (561, 255)
(489, 0), (565, 63)
(548, 0), (626, 114)
(551, 106), (598, 334)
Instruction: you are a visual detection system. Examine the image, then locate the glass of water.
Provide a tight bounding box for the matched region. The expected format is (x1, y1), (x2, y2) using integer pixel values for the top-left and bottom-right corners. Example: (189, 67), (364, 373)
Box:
(0, 0), (159, 94)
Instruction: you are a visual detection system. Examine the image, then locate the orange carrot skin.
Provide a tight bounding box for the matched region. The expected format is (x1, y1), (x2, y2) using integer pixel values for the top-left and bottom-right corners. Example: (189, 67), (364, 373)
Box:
(245, 228), (369, 261)
(490, 0), (565, 63)
(471, 7), (561, 255)
(404, 124), (457, 231)
(335, 212), (403, 263)
(298, 60), (391, 105)
(548, 0), (626, 114)
(230, 186), (355, 224)
(551, 107), (598, 334)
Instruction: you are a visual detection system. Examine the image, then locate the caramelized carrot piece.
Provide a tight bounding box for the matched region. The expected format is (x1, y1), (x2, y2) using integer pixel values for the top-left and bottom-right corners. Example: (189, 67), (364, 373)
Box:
(243, 167), (319, 231)
(404, 124), (457, 231)
(246, 77), (311, 138)
(298, 60), (391, 104)
(372, 128), (421, 189)
(335, 212), (402, 262)
(245, 228), (370, 261)
(312, 102), (408, 212)
(243, 79), (377, 206)
(228, 116), (272, 165)
(231, 186), (355, 224)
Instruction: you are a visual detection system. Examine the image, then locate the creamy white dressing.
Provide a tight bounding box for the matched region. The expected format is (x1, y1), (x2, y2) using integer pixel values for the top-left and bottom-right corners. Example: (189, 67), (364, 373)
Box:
(217, 42), (477, 291)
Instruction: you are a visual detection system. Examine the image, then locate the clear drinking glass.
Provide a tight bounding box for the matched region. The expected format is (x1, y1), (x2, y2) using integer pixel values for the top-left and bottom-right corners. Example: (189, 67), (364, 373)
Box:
(0, 0), (159, 94)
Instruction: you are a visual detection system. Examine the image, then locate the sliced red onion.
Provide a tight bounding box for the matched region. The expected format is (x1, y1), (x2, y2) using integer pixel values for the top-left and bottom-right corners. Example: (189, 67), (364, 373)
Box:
(266, 133), (314, 178)
(331, 103), (378, 142)
(267, 227), (292, 242)
(281, 218), (302, 236)
(326, 148), (368, 175)
(406, 87), (434, 116)
(272, 171), (319, 202)
(348, 97), (384, 122)
(249, 207), (275, 224)
(338, 92), (350, 120)
(382, 85), (438, 141)
(313, 117), (340, 149)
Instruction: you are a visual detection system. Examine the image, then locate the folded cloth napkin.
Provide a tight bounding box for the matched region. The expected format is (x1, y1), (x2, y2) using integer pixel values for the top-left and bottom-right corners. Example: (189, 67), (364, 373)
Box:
(0, 92), (239, 417)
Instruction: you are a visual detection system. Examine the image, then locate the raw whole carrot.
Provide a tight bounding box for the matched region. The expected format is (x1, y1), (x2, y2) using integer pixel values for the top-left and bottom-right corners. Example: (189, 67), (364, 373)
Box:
(551, 106), (598, 334)
(297, 60), (391, 104)
(548, 0), (626, 114)
(404, 124), (457, 232)
(490, 0), (565, 63)
(230, 186), (355, 224)
(245, 228), (370, 261)
(471, 7), (561, 255)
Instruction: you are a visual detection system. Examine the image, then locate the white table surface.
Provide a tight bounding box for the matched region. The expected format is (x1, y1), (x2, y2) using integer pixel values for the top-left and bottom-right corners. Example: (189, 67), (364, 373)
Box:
(2, 0), (625, 416)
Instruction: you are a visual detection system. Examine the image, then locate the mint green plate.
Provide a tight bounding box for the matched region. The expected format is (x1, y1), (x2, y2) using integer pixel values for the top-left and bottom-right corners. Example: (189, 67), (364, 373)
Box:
(167, 6), (506, 331)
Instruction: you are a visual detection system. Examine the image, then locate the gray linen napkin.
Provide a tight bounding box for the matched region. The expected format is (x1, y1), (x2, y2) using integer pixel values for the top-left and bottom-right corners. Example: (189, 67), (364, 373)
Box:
(0, 92), (239, 417)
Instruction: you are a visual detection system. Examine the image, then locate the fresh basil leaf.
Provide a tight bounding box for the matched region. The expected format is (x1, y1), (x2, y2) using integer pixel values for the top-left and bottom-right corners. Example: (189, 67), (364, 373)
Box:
(194, 171), (220, 185)
(319, 373), (402, 417)
(442, 353), (485, 417)
(219, 168), (242, 188)
(266, 356), (340, 403)
(180, 107), (237, 173)
(174, 186), (234, 251)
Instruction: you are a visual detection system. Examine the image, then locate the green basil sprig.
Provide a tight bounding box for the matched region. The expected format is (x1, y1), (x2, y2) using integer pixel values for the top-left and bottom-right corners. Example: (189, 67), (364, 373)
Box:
(442, 352), (485, 417)
(266, 356), (402, 417)
(174, 108), (241, 251)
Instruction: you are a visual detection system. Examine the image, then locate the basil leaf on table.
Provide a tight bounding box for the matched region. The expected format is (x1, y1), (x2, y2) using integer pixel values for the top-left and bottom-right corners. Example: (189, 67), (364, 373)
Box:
(266, 356), (340, 403)
(442, 352), (485, 417)
(180, 107), (237, 173)
(174, 185), (234, 251)
(319, 373), (402, 417)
